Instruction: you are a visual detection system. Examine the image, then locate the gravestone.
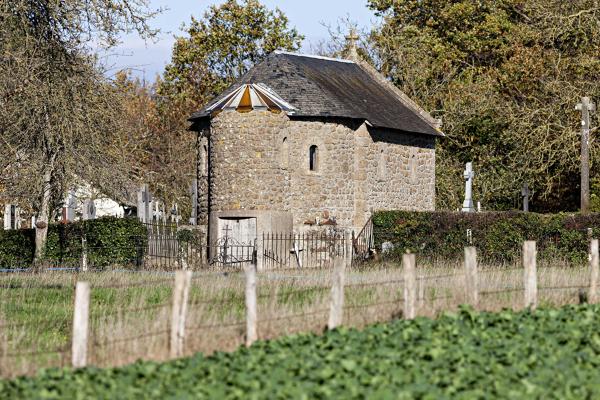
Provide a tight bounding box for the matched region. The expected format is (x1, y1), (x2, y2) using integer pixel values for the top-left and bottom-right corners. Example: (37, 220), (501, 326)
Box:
(3, 204), (19, 230)
(171, 203), (181, 226)
(521, 183), (530, 212)
(462, 162), (475, 212)
(136, 184), (153, 223)
(64, 191), (76, 222)
(82, 200), (96, 220)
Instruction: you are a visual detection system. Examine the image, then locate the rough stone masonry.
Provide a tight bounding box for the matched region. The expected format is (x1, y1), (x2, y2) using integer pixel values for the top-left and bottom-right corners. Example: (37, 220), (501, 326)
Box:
(208, 108), (435, 233)
(189, 48), (442, 240)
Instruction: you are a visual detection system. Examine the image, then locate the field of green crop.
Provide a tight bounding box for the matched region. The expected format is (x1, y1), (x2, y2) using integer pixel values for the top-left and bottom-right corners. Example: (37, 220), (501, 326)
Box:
(3, 303), (600, 399)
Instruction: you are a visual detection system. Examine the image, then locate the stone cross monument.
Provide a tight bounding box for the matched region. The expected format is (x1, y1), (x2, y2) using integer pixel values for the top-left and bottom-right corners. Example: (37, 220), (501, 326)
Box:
(64, 191), (76, 222)
(575, 97), (596, 214)
(3, 204), (19, 230)
(136, 184), (153, 223)
(462, 162), (475, 212)
(521, 183), (530, 212)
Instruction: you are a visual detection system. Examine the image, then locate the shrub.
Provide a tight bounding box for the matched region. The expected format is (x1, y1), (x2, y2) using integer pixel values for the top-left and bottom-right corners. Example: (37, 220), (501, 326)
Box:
(0, 229), (35, 269)
(0, 217), (147, 269)
(372, 211), (600, 264)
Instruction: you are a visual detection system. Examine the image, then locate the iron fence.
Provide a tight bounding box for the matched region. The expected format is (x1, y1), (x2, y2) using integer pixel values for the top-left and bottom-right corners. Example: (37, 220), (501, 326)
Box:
(352, 217), (374, 265)
(261, 232), (348, 269)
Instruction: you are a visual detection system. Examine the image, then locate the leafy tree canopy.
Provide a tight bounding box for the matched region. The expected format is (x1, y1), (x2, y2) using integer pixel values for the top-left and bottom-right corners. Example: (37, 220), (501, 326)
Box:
(159, 0), (304, 109)
(0, 0), (160, 263)
(368, 0), (600, 211)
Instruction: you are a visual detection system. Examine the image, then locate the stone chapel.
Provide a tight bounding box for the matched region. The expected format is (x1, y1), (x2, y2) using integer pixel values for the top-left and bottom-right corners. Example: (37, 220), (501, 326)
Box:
(189, 38), (443, 246)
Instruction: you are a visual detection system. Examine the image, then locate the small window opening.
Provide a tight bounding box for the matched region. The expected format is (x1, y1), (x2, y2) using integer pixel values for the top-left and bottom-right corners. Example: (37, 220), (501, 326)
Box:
(309, 145), (318, 171)
(410, 149), (417, 182)
(378, 149), (387, 180)
(281, 137), (289, 169)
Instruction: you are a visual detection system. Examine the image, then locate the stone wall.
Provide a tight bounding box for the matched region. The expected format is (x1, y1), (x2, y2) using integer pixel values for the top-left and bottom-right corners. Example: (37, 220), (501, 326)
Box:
(359, 124), (436, 228)
(209, 110), (288, 213)
(207, 110), (436, 234)
(284, 118), (360, 230)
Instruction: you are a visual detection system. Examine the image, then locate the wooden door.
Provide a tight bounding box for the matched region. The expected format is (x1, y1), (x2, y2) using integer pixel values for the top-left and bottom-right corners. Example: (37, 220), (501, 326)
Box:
(217, 217), (257, 245)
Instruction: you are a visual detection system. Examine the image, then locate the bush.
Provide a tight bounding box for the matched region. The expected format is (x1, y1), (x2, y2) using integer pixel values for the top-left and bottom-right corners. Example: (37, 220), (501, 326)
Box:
(372, 211), (600, 264)
(0, 217), (147, 269)
(0, 229), (35, 269)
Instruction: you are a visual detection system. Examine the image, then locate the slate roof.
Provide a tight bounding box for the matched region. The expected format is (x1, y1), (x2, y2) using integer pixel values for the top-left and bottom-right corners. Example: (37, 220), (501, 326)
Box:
(189, 52), (442, 137)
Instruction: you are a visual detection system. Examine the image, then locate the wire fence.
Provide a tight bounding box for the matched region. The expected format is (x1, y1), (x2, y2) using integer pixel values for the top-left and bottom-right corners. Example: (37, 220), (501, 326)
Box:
(2, 239), (599, 378)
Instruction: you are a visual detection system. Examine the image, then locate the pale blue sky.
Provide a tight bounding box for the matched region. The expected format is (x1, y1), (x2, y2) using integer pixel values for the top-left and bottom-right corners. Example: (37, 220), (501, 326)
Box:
(102, 0), (378, 79)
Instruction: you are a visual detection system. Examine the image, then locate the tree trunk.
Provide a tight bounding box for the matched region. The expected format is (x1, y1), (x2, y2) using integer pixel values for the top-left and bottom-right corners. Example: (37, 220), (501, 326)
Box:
(34, 152), (57, 268)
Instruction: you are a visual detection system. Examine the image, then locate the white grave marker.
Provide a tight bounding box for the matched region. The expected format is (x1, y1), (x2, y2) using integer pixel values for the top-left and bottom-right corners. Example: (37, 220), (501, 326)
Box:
(82, 200), (96, 220)
(64, 191), (76, 222)
(136, 184), (153, 223)
(462, 162), (475, 212)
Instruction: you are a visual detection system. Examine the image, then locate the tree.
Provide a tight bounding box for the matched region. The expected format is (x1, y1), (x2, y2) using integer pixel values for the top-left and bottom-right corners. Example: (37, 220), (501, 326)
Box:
(113, 72), (197, 219)
(160, 0), (303, 108)
(147, 0), (303, 216)
(0, 0), (160, 265)
(368, 0), (600, 211)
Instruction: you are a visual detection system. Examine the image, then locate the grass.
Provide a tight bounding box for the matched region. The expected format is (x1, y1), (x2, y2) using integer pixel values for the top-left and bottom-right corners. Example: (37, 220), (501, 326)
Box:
(0, 259), (594, 378)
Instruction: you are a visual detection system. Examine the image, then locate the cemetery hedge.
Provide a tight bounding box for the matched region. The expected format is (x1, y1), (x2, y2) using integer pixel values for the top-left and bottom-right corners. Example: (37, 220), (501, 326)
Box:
(0, 217), (147, 269)
(372, 211), (600, 264)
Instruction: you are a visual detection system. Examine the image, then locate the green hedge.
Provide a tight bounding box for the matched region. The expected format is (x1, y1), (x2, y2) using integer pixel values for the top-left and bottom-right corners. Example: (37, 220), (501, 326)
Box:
(0, 229), (35, 268)
(372, 211), (600, 264)
(0, 217), (147, 269)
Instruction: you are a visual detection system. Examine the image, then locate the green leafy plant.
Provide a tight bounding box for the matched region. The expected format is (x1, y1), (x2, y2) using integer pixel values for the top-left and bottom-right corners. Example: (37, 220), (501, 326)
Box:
(3, 304), (600, 398)
(0, 217), (147, 269)
(373, 211), (599, 264)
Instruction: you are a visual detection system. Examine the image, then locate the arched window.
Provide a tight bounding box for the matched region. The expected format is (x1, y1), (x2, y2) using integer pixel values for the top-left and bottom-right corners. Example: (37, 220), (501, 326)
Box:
(410, 148), (417, 182)
(309, 145), (318, 171)
(378, 148), (387, 180)
(281, 137), (289, 169)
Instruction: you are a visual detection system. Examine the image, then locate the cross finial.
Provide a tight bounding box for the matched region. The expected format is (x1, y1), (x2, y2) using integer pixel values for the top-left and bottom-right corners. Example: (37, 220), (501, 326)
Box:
(346, 28), (359, 49)
(344, 28), (359, 60)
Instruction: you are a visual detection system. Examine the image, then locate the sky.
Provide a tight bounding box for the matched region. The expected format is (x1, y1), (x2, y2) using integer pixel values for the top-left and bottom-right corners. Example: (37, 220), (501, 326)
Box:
(101, 0), (379, 80)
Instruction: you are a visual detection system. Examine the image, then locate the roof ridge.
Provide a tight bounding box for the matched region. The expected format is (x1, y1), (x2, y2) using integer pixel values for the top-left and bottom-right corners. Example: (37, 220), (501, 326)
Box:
(273, 51), (355, 64)
(352, 57), (444, 135)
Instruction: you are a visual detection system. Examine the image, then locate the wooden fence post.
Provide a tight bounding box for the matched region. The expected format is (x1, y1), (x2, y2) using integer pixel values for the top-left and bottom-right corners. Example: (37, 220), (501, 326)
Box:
(523, 241), (537, 310)
(170, 270), (192, 358)
(403, 253), (417, 320)
(464, 247), (478, 306)
(245, 258), (258, 346)
(418, 280), (425, 309)
(344, 231), (353, 266)
(590, 239), (599, 303)
(72, 281), (90, 368)
(328, 256), (346, 329)
(178, 241), (189, 271)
